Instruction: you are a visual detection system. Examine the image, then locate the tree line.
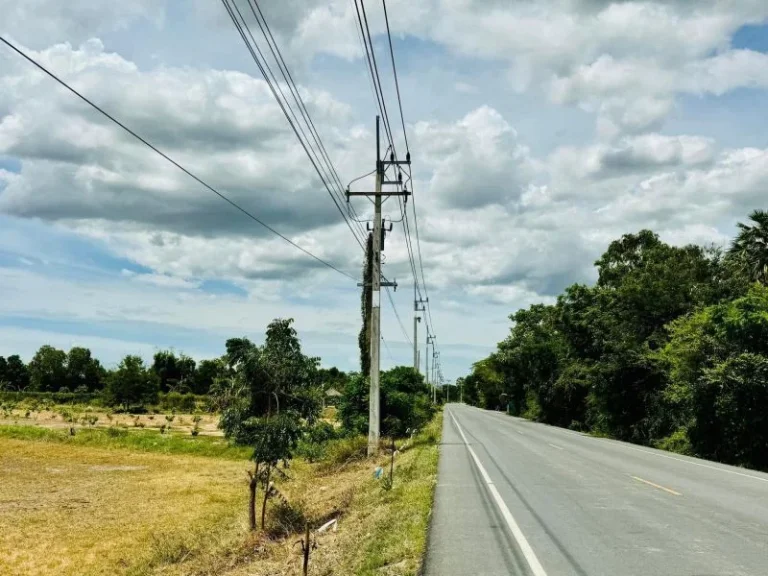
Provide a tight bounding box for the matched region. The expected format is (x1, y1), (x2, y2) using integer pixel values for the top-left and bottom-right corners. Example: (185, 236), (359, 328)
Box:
(460, 210), (768, 471)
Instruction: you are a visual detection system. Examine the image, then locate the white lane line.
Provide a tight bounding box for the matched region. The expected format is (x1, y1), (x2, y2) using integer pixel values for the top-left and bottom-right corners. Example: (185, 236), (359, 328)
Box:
(615, 442), (768, 484)
(448, 409), (548, 576)
(516, 430), (525, 436)
(481, 408), (768, 485)
(547, 443), (564, 451)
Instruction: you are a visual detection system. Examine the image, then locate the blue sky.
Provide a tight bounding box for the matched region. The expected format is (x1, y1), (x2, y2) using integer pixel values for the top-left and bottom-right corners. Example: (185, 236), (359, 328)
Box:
(1, 1), (768, 380)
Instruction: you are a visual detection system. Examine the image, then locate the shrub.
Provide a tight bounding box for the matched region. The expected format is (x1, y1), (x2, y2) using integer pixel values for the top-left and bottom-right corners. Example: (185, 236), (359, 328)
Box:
(158, 391), (199, 412)
(321, 435), (367, 469)
(306, 421), (338, 444)
(654, 427), (693, 455)
(295, 439), (326, 463)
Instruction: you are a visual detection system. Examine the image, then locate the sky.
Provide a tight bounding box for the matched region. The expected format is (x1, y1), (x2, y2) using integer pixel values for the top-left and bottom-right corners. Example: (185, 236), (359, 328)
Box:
(1, 0), (768, 381)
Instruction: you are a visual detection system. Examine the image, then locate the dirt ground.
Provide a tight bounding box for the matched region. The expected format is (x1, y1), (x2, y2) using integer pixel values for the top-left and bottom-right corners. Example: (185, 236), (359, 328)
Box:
(0, 408), (222, 436)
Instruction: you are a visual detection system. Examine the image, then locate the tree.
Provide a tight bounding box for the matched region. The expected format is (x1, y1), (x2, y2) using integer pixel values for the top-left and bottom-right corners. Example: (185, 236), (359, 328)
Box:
(152, 350), (196, 393)
(237, 414), (302, 530)
(729, 209), (768, 284)
(105, 355), (160, 406)
(358, 233), (373, 375)
(66, 347), (103, 392)
(4, 355), (29, 390)
(339, 366), (434, 437)
(193, 358), (226, 395)
(662, 284), (768, 469)
(28, 345), (67, 392)
(0, 356), (6, 388)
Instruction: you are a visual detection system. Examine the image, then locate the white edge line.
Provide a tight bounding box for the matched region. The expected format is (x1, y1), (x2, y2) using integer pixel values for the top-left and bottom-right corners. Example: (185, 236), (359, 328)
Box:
(448, 409), (548, 576)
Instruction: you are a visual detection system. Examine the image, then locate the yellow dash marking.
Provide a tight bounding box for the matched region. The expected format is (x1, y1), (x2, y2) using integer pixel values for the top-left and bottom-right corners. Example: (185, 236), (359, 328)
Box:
(631, 475), (681, 496)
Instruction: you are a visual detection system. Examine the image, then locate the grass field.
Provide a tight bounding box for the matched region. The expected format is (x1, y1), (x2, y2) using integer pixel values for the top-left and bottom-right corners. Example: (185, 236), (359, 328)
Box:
(0, 437), (247, 576)
(0, 413), (441, 576)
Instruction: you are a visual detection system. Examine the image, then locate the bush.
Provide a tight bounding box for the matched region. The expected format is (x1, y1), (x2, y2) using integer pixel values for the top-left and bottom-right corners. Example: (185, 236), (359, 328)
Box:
(321, 435), (367, 469)
(158, 391), (200, 412)
(306, 421), (339, 444)
(295, 439), (326, 463)
(654, 427), (693, 455)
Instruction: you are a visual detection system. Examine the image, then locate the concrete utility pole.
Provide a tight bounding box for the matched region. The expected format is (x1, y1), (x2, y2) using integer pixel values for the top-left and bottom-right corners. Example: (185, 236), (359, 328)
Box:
(432, 350), (439, 404)
(369, 118), (382, 457)
(413, 284), (425, 373)
(426, 334), (435, 402)
(346, 115), (411, 456)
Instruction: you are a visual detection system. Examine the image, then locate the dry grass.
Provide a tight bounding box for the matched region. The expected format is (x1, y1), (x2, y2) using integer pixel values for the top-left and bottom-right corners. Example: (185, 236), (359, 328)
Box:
(0, 412), (442, 576)
(0, 438), (248, 576)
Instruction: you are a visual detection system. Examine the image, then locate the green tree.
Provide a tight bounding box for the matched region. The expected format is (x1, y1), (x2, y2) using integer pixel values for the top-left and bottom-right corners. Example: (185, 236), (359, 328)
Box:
(4, 355), (29, 390)
(662, 284), (768, 468)
(66, 347), (103, 392)
(28, 345), (67, 392)
(105, 355), (160, 406)
(216, 320), (321, 438)
(193, 358), (226, 395)
(0, 356), (7, 388)
(152, 350), (196, 393)
(237, 414), (302, 530)
(729, 209), (768, 284)
(339, 366), (434, 437)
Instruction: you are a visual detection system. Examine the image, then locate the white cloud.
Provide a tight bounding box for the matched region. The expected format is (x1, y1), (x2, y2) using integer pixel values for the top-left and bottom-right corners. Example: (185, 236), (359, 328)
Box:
(0, 0), (164, 48)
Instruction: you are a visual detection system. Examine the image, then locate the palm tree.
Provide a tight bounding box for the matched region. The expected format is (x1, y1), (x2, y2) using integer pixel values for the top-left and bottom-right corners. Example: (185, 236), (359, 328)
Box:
(729, 210), (768, 284)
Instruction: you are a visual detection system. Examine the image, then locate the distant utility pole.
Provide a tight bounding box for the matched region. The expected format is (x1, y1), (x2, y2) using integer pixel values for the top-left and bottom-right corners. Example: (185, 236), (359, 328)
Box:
(414, 284), (426, 373)
(432, 350), (439, 404)
(426, 334), (435, 402)
(347, 115), (410, 456)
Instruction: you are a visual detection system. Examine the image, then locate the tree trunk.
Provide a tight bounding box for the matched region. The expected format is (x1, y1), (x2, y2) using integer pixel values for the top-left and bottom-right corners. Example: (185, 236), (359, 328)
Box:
(261, 463), (272, 529)
(248, 461), (259, 531)
(273, 391), (280, 415)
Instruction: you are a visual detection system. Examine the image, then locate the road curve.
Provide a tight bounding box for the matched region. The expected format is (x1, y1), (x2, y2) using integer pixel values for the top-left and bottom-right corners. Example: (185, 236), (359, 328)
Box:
(423, 404), (768, 576)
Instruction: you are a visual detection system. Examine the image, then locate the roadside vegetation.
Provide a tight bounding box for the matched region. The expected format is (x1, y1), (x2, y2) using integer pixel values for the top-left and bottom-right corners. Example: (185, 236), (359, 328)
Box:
(0, 316), (441, 575)
(460, 209), (768, 472)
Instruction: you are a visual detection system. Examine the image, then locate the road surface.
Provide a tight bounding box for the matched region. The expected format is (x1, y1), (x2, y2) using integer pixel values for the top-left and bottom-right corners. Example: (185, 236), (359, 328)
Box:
(424, 404), (768, 576)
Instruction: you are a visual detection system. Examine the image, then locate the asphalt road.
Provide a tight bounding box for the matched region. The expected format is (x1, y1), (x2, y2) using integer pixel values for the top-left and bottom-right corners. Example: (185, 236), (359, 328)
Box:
(423, 404), (768, 576)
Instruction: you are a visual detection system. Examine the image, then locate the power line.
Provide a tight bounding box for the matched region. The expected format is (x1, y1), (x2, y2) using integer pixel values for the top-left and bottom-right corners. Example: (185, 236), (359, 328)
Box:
(353, 0), (438, 342)
(381, 0), (409, 153)
(385, 286), (412, 346)
(0, 35), (358, 282)
(245, 0), (369, 242)
(355, 0), (396, 152)
(221, 0), (366, 251)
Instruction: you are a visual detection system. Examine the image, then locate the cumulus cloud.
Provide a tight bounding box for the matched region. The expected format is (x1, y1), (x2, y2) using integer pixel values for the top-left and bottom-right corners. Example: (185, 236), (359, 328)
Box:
(0, 39), (371, 280)
(413, 106), (536, 210)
